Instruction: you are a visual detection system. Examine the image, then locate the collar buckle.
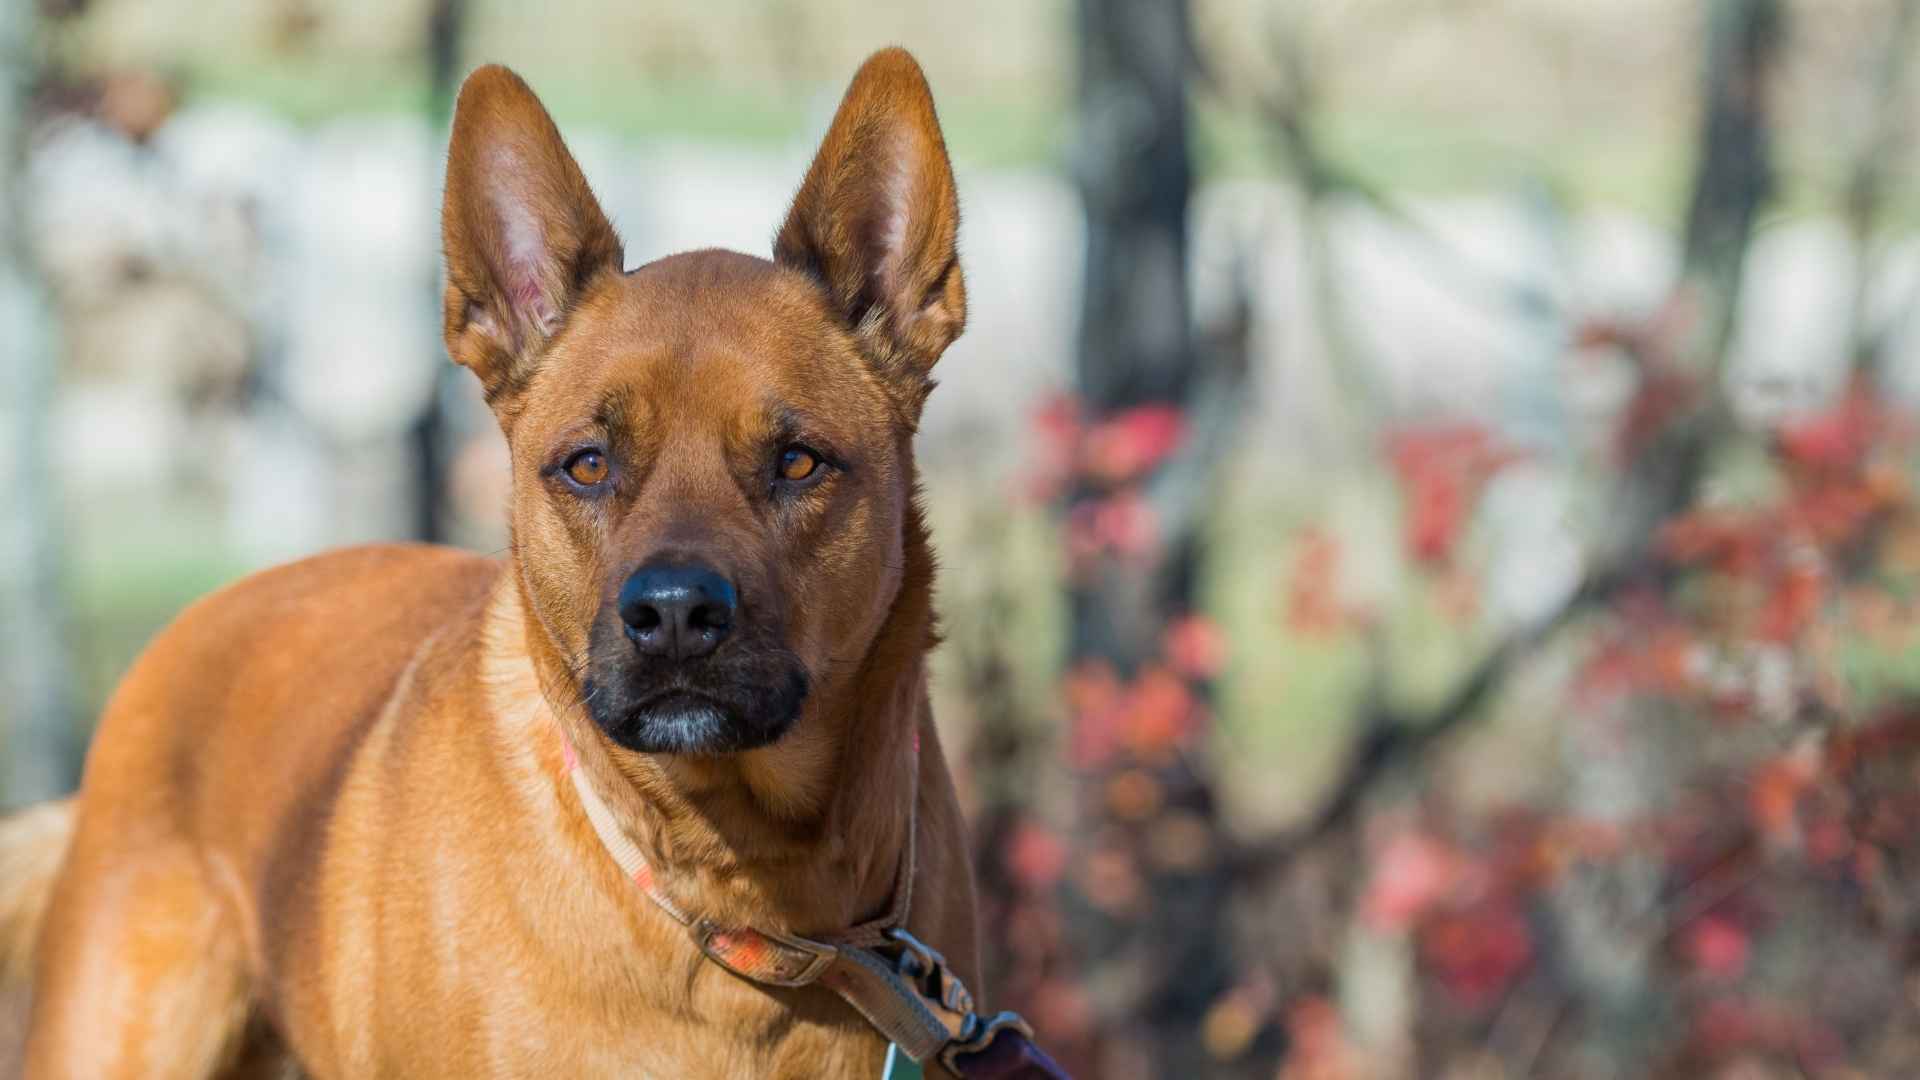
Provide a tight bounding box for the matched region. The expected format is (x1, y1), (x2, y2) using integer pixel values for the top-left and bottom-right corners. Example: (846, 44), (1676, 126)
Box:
(887, 927), (974, 1017)
(691, 920), (838, 988)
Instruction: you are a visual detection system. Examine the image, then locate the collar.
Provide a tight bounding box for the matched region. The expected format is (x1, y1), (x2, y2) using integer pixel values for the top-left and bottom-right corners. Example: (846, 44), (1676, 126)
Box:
(555, 723), (1069, 1078)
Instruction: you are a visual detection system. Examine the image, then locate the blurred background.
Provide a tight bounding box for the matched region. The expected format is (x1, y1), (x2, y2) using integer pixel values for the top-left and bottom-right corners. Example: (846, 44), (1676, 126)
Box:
(3, 0), (1920, 1076)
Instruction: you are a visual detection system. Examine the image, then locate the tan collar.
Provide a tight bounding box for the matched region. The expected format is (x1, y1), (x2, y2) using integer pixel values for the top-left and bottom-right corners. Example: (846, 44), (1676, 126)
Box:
(553, 721), (1056, 1076)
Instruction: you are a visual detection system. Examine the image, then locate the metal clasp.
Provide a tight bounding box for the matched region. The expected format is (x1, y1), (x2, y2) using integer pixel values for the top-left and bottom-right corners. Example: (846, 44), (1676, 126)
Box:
(886, 927), (975, 1017)
(691, 920), (838, 988)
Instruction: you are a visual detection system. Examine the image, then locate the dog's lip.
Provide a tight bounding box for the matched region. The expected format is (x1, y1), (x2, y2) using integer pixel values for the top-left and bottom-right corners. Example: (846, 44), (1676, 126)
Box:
(627, 688), (730, 713)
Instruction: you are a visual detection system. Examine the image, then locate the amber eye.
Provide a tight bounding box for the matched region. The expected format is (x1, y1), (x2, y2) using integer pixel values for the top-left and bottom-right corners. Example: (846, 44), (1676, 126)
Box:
(564, 449), (609, 487)
(778, 446), (822, 483)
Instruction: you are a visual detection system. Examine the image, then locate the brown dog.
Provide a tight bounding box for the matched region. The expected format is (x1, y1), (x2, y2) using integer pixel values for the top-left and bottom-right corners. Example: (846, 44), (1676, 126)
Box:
(0, 49), (1046, 1079)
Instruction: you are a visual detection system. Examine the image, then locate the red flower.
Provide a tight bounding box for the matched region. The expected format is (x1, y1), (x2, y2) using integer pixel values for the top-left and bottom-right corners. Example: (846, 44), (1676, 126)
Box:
(1163, 615), (1229, 680)
(1777, 380), (1882, 474)
(1279, 995), (1363, 1080)
(1025, 393), (1083, 502)
(1659, 509), (1770, 576)
(1683, 915), (1749, 980)
(1065, 492), (1160, 570)
(1746, 748), (1820, 844)
(1756, 554), (1825, 642)
(1025, 395), (1189, 496)
(1419, 900), (1533, 1008)
(1083, 404), (1188, 485)
(1125, 664), (1202, 756)
(1285, 528), (1348, 637)
(1360, 830), (1461, 933)
(1006, 821), (1069, 890)
(1064, 660), (1125, 769)
(1384, 423), (1517, 567)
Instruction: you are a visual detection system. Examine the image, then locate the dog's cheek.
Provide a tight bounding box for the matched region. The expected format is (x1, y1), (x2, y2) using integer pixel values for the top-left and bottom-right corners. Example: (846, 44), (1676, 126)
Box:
(797, 488), (904, 676)
(515, 496), (610, 662)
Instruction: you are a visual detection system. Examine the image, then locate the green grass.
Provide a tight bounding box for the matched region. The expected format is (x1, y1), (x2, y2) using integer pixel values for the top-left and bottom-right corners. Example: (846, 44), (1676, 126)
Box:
(96, 47), (1916, 230)
(157, 52), (1065, 170)
(65, 498), (252, 723)
(1201, 466), (1513, 826)
(176, 55), (431, 122)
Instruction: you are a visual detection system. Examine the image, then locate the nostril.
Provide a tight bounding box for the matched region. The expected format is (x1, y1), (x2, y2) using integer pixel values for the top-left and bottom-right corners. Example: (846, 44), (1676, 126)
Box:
(686, 602), (731, 633)
(628, 605), (662, 633)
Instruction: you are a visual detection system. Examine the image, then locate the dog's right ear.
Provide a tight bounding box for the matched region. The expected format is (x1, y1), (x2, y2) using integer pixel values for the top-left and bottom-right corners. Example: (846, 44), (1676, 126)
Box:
(441, 65), (622, 407)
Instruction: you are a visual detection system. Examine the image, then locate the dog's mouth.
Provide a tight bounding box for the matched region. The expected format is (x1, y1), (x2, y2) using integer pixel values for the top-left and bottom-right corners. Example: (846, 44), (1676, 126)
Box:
(582, 664), (809, 756)
(579, 597), (811, 756)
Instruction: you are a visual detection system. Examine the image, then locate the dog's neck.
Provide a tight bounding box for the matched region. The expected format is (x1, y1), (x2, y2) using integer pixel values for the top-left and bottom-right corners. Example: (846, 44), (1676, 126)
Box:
(487, 504), (938, 938)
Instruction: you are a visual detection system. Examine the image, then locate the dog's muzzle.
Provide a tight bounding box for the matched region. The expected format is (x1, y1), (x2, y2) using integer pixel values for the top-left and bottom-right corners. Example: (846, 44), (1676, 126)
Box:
(582, 560), (808, 754)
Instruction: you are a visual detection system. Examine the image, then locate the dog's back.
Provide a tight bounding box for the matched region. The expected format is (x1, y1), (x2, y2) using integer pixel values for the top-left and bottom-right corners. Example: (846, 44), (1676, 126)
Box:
(51, 543), (497, 884)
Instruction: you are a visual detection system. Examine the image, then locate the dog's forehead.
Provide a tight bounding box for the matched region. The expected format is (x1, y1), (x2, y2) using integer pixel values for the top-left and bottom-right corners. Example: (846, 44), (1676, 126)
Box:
(540, 249), (891, 437)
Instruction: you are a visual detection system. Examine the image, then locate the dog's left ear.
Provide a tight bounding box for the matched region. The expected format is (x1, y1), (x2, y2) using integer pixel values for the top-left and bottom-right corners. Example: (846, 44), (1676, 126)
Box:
(775, 48), (965, 413)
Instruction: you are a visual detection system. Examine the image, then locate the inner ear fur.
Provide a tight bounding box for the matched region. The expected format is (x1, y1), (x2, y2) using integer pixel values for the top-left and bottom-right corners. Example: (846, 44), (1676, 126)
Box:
(441, 64), (623, 408)
(774, 48), (965, 413)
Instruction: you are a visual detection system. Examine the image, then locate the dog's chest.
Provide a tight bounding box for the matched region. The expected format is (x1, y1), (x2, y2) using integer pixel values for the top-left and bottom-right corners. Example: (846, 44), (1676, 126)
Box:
(301, 803), (892, 1078)
(341, 944), (892, 1079)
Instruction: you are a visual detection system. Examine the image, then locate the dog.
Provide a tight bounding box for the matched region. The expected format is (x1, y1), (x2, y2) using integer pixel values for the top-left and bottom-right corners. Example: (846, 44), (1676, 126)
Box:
(0, 48), (1062, 1079)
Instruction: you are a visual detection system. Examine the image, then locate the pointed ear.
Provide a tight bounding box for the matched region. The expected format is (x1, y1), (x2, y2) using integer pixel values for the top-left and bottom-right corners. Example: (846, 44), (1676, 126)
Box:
(774, 48), (965, 412)
(441, 65), (623, 407)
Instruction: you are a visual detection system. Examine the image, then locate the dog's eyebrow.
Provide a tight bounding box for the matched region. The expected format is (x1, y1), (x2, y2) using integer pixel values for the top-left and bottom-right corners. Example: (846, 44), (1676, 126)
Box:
(769, 406), (821, 449)
(595, 385), (638, 436)
(769, 406), (804, 444)
(768, 406), (849, 466)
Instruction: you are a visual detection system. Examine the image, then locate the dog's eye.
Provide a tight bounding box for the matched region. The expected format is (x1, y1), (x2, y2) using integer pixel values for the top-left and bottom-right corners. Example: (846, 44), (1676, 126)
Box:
(564, 449), (609, 487)
(778, 446), (823, 484)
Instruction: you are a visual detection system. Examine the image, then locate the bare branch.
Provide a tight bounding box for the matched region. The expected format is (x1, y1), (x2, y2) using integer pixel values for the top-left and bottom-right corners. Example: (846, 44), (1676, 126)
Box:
(1230, 561), (1628, 881)
(1228, 0), (1784, 883)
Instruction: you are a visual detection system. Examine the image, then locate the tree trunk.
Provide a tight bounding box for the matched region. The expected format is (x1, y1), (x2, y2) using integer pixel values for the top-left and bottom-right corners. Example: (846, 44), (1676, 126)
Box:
(1679, 0), (1782, 360)
(0, 0), (79, 806)
(1559, 0), (1781, 1070)
(411, 0), (466, 542)
(1063, 1), (1242, 1074)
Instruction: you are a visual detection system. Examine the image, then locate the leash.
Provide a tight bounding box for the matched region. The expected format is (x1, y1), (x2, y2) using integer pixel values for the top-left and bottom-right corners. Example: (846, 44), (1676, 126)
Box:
(557, 727), (1070, 1079)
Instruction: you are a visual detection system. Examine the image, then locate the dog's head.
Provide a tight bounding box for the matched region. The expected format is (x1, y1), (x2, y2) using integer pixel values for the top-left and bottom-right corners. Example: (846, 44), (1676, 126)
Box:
(441, 50), (962, 759)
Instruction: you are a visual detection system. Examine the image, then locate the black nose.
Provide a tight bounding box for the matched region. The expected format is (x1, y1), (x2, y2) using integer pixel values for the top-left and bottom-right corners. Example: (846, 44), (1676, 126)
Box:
(618, 563), (737, 661)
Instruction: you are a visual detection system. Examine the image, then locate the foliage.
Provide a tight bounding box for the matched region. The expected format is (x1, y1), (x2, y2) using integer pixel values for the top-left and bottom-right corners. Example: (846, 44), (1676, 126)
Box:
(962, 2), (1920, 1077)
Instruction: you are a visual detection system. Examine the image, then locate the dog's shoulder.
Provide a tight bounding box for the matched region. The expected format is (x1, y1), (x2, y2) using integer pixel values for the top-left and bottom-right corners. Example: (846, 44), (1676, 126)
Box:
(84, 543), (503, 814)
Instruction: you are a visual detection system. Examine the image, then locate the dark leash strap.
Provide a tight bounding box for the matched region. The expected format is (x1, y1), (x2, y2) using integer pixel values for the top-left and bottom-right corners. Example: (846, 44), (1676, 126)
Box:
(558, 726), (1073, 1078)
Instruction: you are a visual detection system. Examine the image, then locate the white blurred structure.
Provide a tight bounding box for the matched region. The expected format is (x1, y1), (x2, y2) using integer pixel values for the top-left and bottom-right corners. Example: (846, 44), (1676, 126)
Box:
(24, 100), (1917, 587)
